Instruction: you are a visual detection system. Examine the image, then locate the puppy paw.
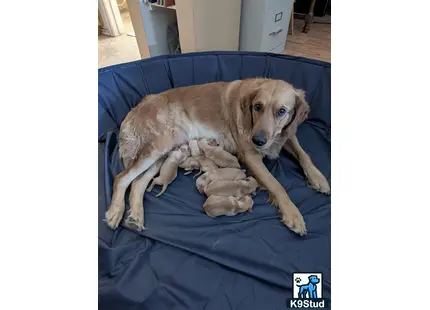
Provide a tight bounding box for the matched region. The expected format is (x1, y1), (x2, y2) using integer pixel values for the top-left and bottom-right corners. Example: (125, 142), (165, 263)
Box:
(125, 209), (145, 232)
(280, 203), (307, 236)
(305, 167), (331, 195)
(104, 202), (125, 230)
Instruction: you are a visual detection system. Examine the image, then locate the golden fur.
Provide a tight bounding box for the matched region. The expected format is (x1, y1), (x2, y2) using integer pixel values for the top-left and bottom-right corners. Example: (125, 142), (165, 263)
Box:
(203, 195), (253, 218)
(197, 138), (241, 168)
(146, 144), (190, 197)
(196, 168), (247, 194)
(105, 78), (330, 235)
(204, 177), (258, 199)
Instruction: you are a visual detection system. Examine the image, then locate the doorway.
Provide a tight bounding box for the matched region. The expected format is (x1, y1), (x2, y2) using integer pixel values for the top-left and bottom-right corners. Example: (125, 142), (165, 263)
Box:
(98, 0), (141, 68)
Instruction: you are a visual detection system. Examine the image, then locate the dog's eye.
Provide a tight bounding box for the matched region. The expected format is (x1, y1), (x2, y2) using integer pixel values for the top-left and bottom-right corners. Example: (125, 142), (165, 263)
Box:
(254, 103), (262, 112)
(277, 108), (287, 117)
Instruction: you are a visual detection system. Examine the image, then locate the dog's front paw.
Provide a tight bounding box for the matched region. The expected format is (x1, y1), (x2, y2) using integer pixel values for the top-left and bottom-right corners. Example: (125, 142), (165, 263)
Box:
(104, 201), (125, 230)
(305, 167), (331, 195)
(280, 203), (307, 236)
(125, 206), (145, 232)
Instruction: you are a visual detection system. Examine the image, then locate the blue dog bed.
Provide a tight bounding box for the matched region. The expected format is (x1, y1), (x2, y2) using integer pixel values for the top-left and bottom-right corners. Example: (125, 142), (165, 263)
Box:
(98, 51), (331, 309)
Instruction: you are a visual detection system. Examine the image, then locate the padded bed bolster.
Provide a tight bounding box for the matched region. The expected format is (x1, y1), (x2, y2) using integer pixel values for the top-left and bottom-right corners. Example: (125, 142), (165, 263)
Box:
(98, 51), (331, 310)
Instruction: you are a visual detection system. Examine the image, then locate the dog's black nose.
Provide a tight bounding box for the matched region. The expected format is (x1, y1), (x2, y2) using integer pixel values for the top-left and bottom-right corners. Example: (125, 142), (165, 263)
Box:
(252, 133), (267, 146)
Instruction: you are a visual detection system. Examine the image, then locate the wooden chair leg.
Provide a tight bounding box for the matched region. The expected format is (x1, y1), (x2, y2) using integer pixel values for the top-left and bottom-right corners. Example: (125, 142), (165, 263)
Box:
(303, 0), (316, 33)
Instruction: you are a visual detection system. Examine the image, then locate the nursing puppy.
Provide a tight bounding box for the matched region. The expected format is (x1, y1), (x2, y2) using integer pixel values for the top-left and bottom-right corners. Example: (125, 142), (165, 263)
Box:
(147, 144), (190, 197)
(194, 155), (218, 178)
(186, 139), (218, 177)
(203, 195), (254, 218)
(204, 176), (258, 199)
(188, 139), (201, 157)
(179, 156), (200, 175)
(198, 138), (241, 168)
(196, 168), (247, 194)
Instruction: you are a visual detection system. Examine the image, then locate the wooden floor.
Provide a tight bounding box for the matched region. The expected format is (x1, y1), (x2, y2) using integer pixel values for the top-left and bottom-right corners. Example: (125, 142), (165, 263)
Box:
(99, 13), (331, 68)
(282, 17), (331, 63)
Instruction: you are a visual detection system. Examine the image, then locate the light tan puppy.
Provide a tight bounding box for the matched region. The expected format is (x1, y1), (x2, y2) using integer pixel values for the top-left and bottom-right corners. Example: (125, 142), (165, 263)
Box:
(147, 144), (190, 197)
(188, 139), (201, 157)
(196, 168), (247, 194)
(194, 155), (218, 178)
(179, 157), (200, 175)
(186, 139), (218, 177)
(203, 195), (254, 218)
(204, 176), (258, 199)
(197, 138), (241, 168)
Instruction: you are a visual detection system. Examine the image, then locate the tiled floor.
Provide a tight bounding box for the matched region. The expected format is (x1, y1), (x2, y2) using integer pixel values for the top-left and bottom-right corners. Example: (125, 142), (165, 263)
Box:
(98, 10), (141, 68)
(98, 11), (331, 68)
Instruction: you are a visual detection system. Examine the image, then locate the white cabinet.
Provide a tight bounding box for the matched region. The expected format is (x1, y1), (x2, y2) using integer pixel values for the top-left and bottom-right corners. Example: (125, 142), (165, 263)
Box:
(239, 0), (294, 53)
(136, 0), (242, 58)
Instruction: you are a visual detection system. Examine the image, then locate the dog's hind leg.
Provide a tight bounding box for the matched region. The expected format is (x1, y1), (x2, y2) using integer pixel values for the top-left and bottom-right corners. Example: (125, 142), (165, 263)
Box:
(146, 178), (158, 192)
(126, 158), (164, 231)
(105, 154), (160, 230)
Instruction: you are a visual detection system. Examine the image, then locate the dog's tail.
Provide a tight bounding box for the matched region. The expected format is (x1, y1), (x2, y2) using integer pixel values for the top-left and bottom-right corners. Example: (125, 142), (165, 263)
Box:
(155, 184), (168, 197)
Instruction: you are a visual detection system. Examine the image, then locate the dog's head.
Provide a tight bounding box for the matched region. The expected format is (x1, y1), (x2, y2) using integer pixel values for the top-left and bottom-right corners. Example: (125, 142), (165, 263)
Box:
(238, 79), (310, 152)
(308, 275), (320, 284)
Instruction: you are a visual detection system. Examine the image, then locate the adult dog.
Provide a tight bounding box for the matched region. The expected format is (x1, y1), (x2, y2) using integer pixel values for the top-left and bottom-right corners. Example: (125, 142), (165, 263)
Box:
(105, 78), (330, 235)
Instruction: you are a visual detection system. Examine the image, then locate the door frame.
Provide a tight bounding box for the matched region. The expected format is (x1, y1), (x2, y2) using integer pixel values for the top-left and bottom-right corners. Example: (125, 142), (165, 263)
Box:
(98, 0), (124, 37)
(126, 0), (150, 58)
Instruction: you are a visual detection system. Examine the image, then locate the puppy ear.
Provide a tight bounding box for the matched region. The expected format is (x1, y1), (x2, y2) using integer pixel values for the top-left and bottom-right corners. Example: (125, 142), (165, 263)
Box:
(282, 89), (310, 139)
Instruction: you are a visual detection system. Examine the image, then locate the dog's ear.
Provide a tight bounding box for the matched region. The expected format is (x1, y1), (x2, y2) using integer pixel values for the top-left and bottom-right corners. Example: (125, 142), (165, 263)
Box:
(236, 79), (262, 133)
(282, 89), (310, 139)
(239, 81), (259, 116)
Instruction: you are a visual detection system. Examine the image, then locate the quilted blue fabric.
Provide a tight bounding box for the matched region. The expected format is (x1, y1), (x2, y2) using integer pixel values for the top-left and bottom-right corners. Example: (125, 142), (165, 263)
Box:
(98, 51), (331, 310)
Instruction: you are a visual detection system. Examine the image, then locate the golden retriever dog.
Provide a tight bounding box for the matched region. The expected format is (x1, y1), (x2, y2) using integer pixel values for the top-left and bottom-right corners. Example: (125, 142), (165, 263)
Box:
(203, 195), (254, 218)
(105, 78), (330, 235)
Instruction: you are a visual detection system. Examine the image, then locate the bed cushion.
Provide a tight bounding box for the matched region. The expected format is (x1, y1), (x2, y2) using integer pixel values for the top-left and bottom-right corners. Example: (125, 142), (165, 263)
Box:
(98, 51), (331, 310)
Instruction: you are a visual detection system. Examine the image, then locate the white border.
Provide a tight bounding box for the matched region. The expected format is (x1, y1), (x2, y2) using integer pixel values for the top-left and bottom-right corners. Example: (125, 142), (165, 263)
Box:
(333, 1), (430, 309)
(2, 2), (96, 309)
(1, 1), (430, 309)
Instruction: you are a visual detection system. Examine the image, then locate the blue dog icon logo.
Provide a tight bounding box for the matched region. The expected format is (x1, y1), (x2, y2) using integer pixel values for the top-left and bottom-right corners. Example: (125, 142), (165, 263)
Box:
(296, 275), (320, 298)
(292, 273), (323, 299)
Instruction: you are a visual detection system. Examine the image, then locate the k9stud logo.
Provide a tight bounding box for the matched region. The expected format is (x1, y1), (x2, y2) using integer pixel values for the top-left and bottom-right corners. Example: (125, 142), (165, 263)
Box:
(286, 273), (330, 309)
